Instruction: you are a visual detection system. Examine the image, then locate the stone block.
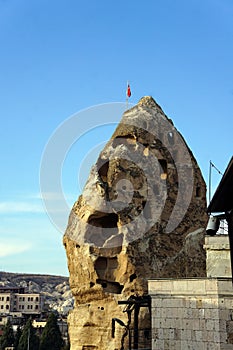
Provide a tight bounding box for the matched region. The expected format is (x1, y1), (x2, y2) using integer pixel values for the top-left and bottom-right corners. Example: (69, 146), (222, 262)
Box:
(212, 308), (220, 320)
(205, 308), (214, 319)
(157, 327), (163, 339)
(174, 328), (181, 340)
(174, 318), (182, 329)
(163, 328), (169, 340)
(214, 319), (220, 331)
(180, 340), (191, 348)
(203, 297), (218, 308)
(220, 331), (227, 344)
(171, 307), (182, 318)
(206, 342), (221, 350)
(222, 299), (233, 310)
(173, 340), (181, 350)
(217, 280), (233, 294)
(158, 280), (174, 292)
(180, 329), (192, 341)
(152, 318), (162, 329)
(206, 319), (215, 331)
(202, 330), (210, 342)
(188, 297), (198, 309)
(193, 330), (203, 342)
(219, 320), (227, 332)
(194, 342), (205, 350)
(172, 280), (188, 293)
(198, 308), (205, 318)
(153, 339), (164, 349)
(197, 298), (204, 309)
(219, 309), (230, 320)
(192, 318), (201, 331)
(213, 330), (220, 343)
(220, 344), (233, 350)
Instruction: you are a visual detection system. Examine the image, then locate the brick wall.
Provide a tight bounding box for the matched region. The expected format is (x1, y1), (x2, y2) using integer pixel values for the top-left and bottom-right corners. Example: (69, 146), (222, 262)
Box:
(149, 278), (233, 350)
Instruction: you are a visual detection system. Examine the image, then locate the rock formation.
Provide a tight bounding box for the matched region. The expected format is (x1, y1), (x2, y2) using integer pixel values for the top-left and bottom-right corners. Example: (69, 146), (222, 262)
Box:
(63, 96), (207, 350)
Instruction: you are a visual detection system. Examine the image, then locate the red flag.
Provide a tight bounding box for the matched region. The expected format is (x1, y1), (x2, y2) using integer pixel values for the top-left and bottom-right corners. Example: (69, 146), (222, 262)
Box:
(127, 83), (131, 98)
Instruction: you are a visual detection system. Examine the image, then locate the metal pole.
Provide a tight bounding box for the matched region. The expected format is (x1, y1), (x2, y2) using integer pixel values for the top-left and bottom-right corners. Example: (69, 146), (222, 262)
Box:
(133, 305), (139, 350)
(209, 160), (212, 204)
(128, 327), (131, 350)
(208, 160), (223, 205)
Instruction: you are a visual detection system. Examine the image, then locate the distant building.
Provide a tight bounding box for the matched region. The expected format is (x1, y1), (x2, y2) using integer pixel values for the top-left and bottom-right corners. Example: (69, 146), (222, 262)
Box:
(0, 286), (44, 317)
(0, 314), (10, 326)
(32, 318), (68, 343)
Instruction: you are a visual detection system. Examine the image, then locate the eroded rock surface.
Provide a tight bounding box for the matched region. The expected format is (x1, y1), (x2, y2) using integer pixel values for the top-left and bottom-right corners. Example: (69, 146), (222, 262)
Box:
(64, 96), (207, 349)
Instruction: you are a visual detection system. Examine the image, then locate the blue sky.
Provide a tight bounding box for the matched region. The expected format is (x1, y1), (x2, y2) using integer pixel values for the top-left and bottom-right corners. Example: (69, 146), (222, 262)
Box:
(0, 0), (233, 276)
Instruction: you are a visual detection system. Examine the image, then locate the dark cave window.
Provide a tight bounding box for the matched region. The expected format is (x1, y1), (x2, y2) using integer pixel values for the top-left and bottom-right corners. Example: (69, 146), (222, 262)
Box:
(196, 186), (201, 197)
(129, 273), (137, 282)
(97, 160), (109, 182)
(96, 279), (123, 294)
(158, 159), (167, 180)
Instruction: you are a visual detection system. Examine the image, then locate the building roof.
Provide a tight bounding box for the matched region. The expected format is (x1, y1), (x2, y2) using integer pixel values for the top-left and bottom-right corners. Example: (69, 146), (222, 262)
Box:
(207, 157), (233, 213)
(0, 286), (25, 294)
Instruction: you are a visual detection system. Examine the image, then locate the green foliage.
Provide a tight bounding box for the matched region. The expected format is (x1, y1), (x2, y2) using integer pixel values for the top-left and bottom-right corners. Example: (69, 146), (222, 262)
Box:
(0, 319), (14, 350)
(18, 318), (39, 350)
(62, 344), (70, 350)
(61, 336), (70, 350)
(39, 313), (64, 350)
(61, 330), (70, 350)
(14, 326), (22, 350)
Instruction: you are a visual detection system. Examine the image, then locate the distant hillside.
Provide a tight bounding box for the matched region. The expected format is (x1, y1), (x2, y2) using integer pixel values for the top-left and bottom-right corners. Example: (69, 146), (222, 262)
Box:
(0, 271), (73, 315)
(0, 271), (68, 286)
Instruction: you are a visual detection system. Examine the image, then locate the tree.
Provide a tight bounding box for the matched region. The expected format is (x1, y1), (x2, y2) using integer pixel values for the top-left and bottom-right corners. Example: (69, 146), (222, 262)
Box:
(39, 313), (64, 350)
(0, 319), (14, 350)
(62, 336), (70, 350)
(62, 343), (70, 350)
(14, 326), (22, 350)
(18, 318), (39, 350)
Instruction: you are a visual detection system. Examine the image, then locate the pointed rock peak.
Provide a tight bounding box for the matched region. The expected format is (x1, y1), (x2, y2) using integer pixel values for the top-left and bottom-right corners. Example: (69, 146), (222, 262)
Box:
(137, 96), (161, 110)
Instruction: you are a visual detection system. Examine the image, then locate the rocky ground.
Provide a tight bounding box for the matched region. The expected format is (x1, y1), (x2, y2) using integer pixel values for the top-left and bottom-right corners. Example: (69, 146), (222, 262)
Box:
(0, 271), (74, 315)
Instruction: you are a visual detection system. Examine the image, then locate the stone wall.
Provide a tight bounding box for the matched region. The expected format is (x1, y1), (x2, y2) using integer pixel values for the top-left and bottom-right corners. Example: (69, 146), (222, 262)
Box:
(149, 278), (233, 350)
(205, 235), (232, 278)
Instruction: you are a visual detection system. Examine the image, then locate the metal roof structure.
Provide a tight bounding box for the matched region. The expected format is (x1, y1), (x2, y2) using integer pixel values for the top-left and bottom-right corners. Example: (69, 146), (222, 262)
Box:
(207, 156), (233, 282)
(207, 157), (233, 213)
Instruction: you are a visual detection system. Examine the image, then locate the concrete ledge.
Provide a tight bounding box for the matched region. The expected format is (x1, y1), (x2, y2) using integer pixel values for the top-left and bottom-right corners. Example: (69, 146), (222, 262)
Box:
(148, 278), (233, 296)
(204, 235), (230, 249)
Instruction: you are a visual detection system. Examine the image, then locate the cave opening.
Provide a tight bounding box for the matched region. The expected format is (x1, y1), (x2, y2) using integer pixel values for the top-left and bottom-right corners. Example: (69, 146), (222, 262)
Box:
(129, 273), (137, 282)
(158, 159), (168, 180)
(88, 213), (118, 228)
(96, 279), (123, 294)
(97, 159), (109, 182)
(94, 256), (123, 293)
(85, 213), (119, 247)
(196, 185), (201, 197)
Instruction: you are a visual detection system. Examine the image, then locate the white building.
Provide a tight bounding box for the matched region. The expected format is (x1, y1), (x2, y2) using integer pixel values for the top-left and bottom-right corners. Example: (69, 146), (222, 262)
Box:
(0, 286), (43, 316)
